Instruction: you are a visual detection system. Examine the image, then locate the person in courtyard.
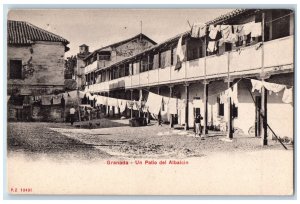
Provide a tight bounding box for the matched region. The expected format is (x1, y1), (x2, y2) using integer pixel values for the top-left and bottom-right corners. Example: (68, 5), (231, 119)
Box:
(158, 112), (163, 126)
(195, 113), (203, 138)
(69, 105), (76, 126)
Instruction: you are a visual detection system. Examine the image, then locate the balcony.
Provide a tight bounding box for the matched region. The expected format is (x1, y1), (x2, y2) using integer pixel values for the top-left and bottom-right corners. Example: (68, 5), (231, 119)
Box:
(85, 35), (294, 93)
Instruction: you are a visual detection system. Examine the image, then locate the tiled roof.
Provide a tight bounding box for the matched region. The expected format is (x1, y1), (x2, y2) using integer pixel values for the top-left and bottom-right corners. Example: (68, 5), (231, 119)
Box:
(205, 9), (258, 25)
(8, 20), (69, 45)
(84, 33), (157, 60)
(93, 9), (259, 73)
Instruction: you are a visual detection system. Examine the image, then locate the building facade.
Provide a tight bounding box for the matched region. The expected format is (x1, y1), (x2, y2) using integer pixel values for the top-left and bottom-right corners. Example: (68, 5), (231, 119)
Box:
(76, 34), (157, 89)
(82, 9), (294, 141)
(7, 20), (69, 121)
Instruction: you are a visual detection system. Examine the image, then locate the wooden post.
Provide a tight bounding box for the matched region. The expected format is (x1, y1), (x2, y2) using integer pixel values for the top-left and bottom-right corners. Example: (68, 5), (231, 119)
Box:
(77, 89), (81, 122)
(227, 80), (233, 139)
(184, 83), (189, 131)
(157, 87), (161, 126)
(255, 96), (261, 137)
(169, 85), (174, 128)
(203, 80), (209, 135)
(260, 79), (268, 145)
(139, 89), (142, 117)
(260, 12), (268, 146)
(130, 89), (133, 119)
(106, 92), (110, 117)
(118, 92), (121, 118)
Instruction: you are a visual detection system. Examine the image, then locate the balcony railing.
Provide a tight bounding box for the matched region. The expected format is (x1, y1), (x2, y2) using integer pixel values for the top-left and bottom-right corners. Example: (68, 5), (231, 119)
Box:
(84, 35), (294, 93)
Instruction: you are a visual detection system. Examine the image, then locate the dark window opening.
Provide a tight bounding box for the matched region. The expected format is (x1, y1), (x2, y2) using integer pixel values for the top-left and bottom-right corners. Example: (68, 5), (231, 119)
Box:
(9, 60), (22, 79)
(217, 97), (224, 116)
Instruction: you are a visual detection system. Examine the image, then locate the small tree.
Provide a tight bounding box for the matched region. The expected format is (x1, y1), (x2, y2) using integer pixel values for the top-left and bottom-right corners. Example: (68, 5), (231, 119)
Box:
(64, 55), (77, 79)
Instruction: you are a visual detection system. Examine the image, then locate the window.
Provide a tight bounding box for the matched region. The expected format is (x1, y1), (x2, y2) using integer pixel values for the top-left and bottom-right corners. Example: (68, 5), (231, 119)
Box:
(232, 103), (238, 118)
(9, 60), (22, 79)
(217, 97), (224, 116)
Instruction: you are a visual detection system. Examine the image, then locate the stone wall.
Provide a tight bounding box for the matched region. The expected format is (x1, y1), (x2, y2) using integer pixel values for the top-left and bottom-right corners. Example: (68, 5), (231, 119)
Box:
(7, 41), (65, 96)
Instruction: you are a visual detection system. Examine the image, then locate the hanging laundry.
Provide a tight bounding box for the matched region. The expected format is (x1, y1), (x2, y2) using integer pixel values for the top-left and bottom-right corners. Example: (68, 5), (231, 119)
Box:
(178, 99), (186, 110)
(145, 92), (163, 115)
(101, 96), (108, 105)
(127, 100), (134, 110)
(85, 92), (92, 99)
(68, 90), (78, 99)
(193, 99), (202, 108)
(62, 93), (69, 99)
(243, 21), (255, 36)
(251, 22), (262, 37)
(191, 23), (201, 38)
(95, 95), (102, 105)
(52, 94), (62, 105)
(132, 100), (139, 110)
(199, 25), (207, 38)
(219, 91), (228, 104)
(229, 83), (239, 106)
(282, 87), (293, 104)
(207, 41), (217, 52)
(41, 95), (52, 105)
(118, 99), (127, 113)
(78, 91), (85, 99)
(168, 97), (178, 114)
(263, 81), (286, 95)
(208, 25), (220, 40)
(89, 95), (96, 100)
(107, 97), (119, 107)
(220, 25), (236, 43)
(234, 25), (245, 37)
(176, 35), (185, 62)
(251, 79), (263, 93)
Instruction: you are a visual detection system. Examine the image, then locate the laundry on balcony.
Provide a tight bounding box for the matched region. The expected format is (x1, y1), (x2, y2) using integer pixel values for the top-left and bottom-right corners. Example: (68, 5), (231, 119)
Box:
(191, 23), (206, 38)
(145, 92), (163, 115)
(250, 22), (262, 37)
(220, 25), (237, 44)
(208, 25), (221, 40)
(282, 87), (293, 104)
(175, 35), (185, 70)
(207, 41), (217, 52)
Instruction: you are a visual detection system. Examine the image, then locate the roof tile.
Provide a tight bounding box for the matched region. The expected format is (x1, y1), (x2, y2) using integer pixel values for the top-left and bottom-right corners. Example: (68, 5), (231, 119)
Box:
(8, 20), (69, 45)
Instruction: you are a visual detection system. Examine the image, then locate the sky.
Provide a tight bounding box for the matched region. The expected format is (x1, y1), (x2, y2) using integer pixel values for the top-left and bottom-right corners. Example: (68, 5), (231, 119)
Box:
(8, 9), (233, 57)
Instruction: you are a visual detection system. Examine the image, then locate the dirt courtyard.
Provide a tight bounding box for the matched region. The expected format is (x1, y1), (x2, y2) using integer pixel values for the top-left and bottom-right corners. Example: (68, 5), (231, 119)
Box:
(6, 120), (294, 195)
(7, 119), (291, 160)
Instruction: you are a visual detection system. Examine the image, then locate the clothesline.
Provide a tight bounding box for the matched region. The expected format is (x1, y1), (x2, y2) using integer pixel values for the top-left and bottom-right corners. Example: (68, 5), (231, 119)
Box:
(243, 77), (293, 88)
(265, 12), (294, 25)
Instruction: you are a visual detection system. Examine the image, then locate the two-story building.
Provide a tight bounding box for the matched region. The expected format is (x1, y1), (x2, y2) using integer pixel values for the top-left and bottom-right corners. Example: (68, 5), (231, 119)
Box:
(82, 9), (294, 142)
(76, 34), (157, 89)
(7, 20), (69, 121)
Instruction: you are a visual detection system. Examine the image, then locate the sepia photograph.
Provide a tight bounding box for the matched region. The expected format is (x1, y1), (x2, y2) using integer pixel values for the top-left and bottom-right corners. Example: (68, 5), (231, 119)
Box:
(5, 7), (295, 196)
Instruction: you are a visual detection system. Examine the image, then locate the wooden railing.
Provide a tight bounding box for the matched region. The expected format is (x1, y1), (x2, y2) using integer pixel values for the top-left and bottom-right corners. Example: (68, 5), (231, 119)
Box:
(85, 35), (294, 93)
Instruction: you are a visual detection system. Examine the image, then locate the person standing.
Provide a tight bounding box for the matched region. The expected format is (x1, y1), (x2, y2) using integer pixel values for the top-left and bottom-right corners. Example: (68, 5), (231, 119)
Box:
(195, 113), (203, 138)
(70, 105), (76, 125)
